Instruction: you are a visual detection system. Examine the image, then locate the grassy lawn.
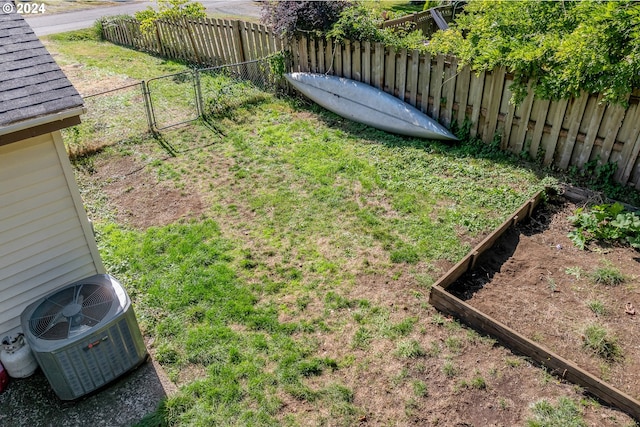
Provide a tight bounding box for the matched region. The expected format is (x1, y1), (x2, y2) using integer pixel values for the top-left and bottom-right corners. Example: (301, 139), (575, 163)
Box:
(42, 31), (632, 427)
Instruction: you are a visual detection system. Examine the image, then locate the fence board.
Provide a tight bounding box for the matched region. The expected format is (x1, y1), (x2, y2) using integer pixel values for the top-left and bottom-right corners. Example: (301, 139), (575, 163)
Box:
(469, 70), (485, 138)
(213, 18), (228, 63)
(512, 85), (534, 154)
(576, 94), (606, 168)
(384, 46), (396, 96)
(442, 56), (456, 128)
(621, 132), (640, 184)
(600, 99), (629, 166)
(500, 79), (516, 150)
(343, 40), (352, 80)
(363, 41), (371, 85)
(396, 49), (407, 101)
(482, 67), (505, 141)
(291, 37), (300, 72)
(559, 93), (589, 169)
(543, 98), (569, 165)
(299, 35), (309, 72)
(408, 50), (419, 107)
(325, 39), (333, 74)
(335, 41), (343, 77)
(454, 64), (470, 126)
(528, 99), (550, 159)
(617, 103), (640, 183)
(242, 22), (254, 60)
(318, 38), (325, 74)
(309, 37), (317, 73)
(373, 43), (384, 90)
(215, 20), (230, 63)
(420, 52), (431, 115)
(431, 55), (444, 121)
(353, 41), (361, 82)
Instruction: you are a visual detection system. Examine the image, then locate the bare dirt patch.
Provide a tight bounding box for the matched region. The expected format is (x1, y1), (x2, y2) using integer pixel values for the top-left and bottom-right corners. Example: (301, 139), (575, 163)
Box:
(450, 195), (640, 402)
(90, 153), (206, 229)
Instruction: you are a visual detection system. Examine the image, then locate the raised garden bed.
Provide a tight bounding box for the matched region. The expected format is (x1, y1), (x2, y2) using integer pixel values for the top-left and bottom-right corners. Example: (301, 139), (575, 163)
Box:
(429, 187), (640, 420)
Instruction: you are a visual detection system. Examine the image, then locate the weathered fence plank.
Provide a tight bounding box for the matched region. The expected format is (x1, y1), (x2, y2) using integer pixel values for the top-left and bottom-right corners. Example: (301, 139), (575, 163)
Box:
(373, 42), (384, 90)
(396, 49), (406, 101)
(559, 93), (589, 169)
(455, 63), (470, 126)
(442, 56), (456, 128)
(343, 40), (352, 80)
(600, 99), (629, 166)
(353, 41), (361, 82)
(362, 41), (371, 85)
(431, 54), (444, 121)
(469, 70), (485, 138)
(420, 52), (431, 115)
(408, 49), (419, 107)
(512, 85), (534, 154)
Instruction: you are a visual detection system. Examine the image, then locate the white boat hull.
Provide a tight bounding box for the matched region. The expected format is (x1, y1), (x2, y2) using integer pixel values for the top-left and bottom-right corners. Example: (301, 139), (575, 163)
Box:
(285, 72), (457, 141)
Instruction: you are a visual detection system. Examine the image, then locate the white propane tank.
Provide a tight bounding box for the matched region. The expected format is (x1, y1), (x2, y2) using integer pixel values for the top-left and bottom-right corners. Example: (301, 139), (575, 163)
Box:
(1, 334), (38, 378)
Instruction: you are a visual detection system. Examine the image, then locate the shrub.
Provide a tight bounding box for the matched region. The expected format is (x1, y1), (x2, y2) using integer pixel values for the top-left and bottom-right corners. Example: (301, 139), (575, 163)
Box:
(135, 0), (206, 33)
(260, 0), (350, 37)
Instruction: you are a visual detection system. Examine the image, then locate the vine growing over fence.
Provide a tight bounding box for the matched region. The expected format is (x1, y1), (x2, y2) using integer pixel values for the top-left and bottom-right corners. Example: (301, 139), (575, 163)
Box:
(427, 0), (640, 105)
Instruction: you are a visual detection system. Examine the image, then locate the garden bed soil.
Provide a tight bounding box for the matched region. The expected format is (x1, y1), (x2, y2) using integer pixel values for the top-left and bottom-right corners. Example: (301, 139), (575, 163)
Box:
(449, 194), (640, 402)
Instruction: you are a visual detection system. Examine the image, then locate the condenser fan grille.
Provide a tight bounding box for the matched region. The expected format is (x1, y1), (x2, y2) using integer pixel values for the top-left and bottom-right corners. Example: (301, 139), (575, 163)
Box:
(29, 283), (116, 340)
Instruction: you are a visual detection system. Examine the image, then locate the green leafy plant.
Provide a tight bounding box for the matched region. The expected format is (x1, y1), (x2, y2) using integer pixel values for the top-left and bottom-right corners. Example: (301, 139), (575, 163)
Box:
(135, 0), (206, 33)
(567, 202), (640, 250)
(428, 0), (640, 106)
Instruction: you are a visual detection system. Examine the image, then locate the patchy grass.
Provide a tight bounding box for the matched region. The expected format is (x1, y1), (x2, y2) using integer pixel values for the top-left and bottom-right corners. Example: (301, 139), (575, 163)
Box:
(582, 324), (623, 362)
(39, 31), (636, 426)
(526, 397), (587, 427)
(590, 264), (626, 287)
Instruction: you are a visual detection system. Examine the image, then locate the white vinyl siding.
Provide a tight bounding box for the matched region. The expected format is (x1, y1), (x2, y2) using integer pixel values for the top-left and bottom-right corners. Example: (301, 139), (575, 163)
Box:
(0, 132), (104, 336)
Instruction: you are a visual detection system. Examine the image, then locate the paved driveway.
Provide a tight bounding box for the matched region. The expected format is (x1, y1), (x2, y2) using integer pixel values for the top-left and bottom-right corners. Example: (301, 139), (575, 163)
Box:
(25, 0), (262, 35)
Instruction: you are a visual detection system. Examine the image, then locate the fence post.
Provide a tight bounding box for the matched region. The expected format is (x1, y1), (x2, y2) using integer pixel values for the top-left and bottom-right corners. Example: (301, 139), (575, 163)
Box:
(154, 22), (164, 56)
(141, 81), (155, 133)
(232, 20), (246, 64)
(194, 70), (203, 118)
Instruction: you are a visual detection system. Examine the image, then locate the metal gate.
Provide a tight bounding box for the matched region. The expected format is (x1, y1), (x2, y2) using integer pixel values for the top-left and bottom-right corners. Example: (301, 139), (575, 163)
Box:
(144, 71), (202, 131)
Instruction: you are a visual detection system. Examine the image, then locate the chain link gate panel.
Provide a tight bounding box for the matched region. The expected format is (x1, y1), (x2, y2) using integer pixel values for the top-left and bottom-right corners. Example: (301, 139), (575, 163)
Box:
(145, 71), (202, 131)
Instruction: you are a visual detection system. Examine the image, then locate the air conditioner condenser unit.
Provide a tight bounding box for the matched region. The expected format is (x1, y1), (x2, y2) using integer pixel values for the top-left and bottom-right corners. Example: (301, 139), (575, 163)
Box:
(21, 274), (147, 400)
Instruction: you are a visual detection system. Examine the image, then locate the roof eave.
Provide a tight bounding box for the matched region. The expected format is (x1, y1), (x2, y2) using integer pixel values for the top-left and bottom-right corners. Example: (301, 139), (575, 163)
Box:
(0, 106), (86, 146)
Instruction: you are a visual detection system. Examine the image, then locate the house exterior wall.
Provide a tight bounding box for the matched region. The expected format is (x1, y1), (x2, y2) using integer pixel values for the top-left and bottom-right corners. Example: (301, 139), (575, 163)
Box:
(0, 131), (105, 337)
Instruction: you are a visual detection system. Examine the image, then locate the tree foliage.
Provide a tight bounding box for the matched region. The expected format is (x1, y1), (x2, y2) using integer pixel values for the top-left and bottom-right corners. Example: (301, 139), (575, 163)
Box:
(135, 0), (206, 33)
(260, 0), (350, 37)
(427, 0), (640, 105)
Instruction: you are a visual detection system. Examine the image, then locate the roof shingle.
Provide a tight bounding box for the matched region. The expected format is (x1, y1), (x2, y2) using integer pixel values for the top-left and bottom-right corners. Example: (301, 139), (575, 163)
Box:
(0, 6), (83, 128)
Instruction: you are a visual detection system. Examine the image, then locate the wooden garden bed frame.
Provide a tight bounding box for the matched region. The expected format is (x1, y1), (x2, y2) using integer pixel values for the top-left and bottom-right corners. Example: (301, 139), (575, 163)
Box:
(428, 188), (640, 421)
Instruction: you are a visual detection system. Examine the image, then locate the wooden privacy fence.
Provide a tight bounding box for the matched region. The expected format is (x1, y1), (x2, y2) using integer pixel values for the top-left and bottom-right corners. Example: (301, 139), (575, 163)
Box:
(101, 18), (640, 189)
(101, 17), (284, 66)
(291, 35), (640, 189)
